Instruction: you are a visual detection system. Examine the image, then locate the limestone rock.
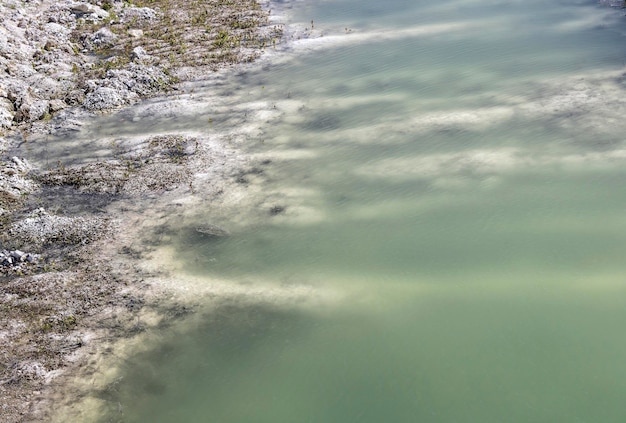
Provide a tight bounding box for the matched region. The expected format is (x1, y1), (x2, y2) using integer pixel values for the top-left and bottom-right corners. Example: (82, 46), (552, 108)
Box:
(83, 86), (125, 110)
(128, 29), (144, 39)
(120, 6), (160, 24)
(68, 2), (109, 20)
(10, 156), (32, 173)
(0, 98), (14, 128)
(49, 99), (67, 112)
(43, 22), (71, 39)
(131, 46), (151, 63)
(21, 99), (50, 122)
(90, 27), (117, 47)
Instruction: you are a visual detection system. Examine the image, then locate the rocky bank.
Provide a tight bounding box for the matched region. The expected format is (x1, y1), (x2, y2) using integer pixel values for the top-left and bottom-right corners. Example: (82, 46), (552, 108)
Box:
(0, 0), (282, 421)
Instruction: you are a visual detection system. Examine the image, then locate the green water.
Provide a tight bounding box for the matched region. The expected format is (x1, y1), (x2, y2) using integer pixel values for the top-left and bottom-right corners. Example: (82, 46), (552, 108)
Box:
(99, 0), (626, 421)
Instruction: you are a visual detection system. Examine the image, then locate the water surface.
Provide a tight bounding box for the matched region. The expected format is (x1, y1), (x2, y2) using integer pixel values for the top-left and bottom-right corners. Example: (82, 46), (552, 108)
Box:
(92, 0), (626, 421)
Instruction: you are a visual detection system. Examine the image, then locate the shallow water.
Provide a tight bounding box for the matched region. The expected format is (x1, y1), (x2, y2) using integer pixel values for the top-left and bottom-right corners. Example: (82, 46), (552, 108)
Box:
(87, 0), (626, 421)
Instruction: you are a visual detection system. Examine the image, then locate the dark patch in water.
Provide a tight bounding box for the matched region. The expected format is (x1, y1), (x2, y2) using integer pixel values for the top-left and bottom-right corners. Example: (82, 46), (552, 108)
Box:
(269, 205), (285, 215)
(194, 224), (230, 238)
(142, 379), (167, 396)
(303, 113), (342, 131)
(97, 304), (314, 422)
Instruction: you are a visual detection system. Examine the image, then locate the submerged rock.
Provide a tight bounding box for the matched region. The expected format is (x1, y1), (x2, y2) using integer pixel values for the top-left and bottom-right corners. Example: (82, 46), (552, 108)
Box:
(269, 205), (286, 215)
(195, 224), (230, 238)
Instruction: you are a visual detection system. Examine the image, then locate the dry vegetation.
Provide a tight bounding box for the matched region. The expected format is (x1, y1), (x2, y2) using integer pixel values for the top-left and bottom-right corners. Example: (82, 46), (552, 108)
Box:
(36, 134), (198, 194)
(77, 0), (283, 78)
(130, 0), (281, 67)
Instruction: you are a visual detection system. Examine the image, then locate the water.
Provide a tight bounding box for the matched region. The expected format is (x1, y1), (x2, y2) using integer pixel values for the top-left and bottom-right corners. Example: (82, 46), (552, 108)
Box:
(90, 0), (626, 421)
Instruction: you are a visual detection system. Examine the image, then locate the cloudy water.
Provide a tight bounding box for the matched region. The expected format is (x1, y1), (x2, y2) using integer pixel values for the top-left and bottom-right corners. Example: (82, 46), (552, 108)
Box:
(95, 0), (626, 421)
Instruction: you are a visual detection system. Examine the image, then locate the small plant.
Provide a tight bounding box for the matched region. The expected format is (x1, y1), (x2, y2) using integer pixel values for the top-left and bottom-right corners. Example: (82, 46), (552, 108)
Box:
(213, 30), (230, 48)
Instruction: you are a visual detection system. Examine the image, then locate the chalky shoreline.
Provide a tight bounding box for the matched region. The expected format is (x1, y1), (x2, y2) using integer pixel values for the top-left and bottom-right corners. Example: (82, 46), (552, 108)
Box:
(0, 0), (292, 420)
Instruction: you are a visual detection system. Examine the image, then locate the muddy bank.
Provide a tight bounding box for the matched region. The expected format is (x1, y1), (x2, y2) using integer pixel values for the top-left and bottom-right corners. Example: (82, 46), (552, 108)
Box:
(0, 0), (286, 421)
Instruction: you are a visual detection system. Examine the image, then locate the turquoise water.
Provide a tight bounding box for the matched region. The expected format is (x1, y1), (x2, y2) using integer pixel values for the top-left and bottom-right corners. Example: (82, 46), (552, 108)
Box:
(98, 0), (626, 421)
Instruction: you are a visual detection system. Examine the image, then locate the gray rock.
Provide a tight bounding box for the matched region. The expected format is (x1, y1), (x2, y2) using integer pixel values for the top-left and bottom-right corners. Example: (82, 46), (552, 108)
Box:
(121, 6), (160, 24)
(10, 250), (26, 261)
(25, 253), (39, 263)
(0, 248), (40, 267)
(10, 156), (31, 172)
(83, 86), (125, 110)
(20, 99), (50, 122)
(43, 22), (70, 38)
(127, 29), (144, 39)
(69, 2), (109, 20)
(269, 205), (286, 215)
(131, 46), (151, 63)
(0, 98), (14, 128)
(49, 99), (67, 112)
(90, 27), (117, 47)
(69, 3), (92, 14)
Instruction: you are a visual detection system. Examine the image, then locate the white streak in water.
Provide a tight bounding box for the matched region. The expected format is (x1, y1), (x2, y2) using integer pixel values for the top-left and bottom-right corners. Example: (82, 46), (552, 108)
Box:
(286, 21), (485, 52)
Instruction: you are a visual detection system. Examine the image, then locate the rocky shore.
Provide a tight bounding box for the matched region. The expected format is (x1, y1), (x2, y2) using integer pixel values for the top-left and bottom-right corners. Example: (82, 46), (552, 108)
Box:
(0, 0), (282, 127)
(0, 1), (282, 421)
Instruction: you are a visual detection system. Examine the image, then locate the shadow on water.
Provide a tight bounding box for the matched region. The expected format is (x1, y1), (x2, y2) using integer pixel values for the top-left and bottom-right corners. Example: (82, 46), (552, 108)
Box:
(96, 304), (315, 423)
